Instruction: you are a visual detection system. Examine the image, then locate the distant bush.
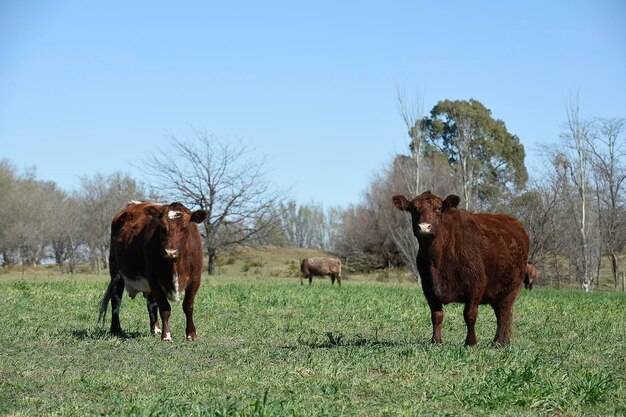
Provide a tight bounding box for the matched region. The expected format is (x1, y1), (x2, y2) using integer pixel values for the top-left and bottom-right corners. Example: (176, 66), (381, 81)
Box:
(241, 259), (264, 273)
(285, 259), (300, 276)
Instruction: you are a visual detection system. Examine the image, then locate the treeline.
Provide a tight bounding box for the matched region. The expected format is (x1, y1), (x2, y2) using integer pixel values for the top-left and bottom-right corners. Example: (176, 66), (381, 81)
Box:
(0, 164), (152, 273)
(1, 98), (624, 291)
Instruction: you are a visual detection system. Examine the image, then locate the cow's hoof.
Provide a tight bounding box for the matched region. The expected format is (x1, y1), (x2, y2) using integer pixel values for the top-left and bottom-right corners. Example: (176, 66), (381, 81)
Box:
(186, 334), (197, 342)
(162, 332), (172, 342)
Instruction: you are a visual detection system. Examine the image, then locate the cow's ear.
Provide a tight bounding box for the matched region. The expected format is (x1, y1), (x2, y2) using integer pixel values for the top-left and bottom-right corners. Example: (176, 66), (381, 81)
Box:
(392, 195), (411, 211)
(191, 210), (208, 223)
(442, 195), (461, 212)
(143, 205), (162, 218)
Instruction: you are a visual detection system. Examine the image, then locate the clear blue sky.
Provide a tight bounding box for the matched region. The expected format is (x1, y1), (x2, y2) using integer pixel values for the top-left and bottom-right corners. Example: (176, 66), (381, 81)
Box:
(2, 1), (625, 208)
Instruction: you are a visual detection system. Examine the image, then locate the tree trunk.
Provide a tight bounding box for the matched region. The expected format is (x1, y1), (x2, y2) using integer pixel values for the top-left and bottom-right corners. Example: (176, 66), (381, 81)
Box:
(610, 250), (618, 289)
(208, 250), (217, 275)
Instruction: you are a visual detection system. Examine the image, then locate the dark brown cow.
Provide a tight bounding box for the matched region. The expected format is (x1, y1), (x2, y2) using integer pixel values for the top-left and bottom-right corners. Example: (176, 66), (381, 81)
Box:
(98, 201), (207, 341)
(524, 261), (539, 290)
(392, 191), (529, 347)
(300, 257), (342, 286)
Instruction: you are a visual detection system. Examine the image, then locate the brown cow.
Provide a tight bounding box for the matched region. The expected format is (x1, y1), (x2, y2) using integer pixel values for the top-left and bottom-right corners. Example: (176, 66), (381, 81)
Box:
(98, 201), (207, 341)
(524, 261), (539, 290)
(392, 191), (529, 347)
(300, 257), (342, 286)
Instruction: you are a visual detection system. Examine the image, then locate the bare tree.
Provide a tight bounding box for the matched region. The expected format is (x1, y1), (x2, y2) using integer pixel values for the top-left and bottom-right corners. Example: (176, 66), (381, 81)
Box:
(79, 172), (147, 273)
(559, 93), (600, 291)
(387, 90), (428, 278)
(0, 161), (71, 268)
(48, 194), (87, 273)
(377, 157), (420, 278)
(587, 117), (626, 287)
(510, 184), (559, 262)
(397, 88), (426, 194)
(278, 200), (333, 250)
(0, 160), (19, 266)
(144, 131), (284, 274)
(334, 201), (391, 272)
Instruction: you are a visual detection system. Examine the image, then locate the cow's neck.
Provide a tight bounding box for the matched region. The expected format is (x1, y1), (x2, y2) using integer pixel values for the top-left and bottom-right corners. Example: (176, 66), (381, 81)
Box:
(416, 238), (438, 278)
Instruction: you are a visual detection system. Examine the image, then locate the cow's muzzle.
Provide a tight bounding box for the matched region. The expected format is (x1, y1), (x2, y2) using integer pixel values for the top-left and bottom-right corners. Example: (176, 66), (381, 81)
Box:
(417, 222), (433, 235)
(164, 249), (179, 260)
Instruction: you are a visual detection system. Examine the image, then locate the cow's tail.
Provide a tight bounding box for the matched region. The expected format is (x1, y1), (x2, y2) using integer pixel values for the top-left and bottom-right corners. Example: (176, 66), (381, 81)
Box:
(523, 268), (531, 289)
(98, 280), (114, 325)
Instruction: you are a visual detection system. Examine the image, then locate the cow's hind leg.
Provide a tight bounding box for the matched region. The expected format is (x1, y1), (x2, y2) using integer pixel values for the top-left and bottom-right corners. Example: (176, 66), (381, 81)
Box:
(183, 279), (201, 341)
(463, 301), (479, 347)
(109, 275), (125, 335)
(491, 290), (520, 347)
(145, 293), (161, 335)
(309, 276), (313, 285)
(330, 275), (336, 285)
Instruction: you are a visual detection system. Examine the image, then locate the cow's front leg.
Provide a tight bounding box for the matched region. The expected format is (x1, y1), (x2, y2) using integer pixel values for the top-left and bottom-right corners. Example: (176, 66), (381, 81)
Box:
(144, 293), (161, 335)
(430, 309), (444, 344)
(159, 303), (173, 341)
(152, 290), (173, 341)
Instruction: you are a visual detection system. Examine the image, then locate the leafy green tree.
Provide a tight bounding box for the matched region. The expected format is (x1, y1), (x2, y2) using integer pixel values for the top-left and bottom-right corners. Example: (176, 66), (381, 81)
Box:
(419, 99), (527, 209)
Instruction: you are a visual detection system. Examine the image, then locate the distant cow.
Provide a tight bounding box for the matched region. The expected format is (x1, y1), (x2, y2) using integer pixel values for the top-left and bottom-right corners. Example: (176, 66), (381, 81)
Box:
(99, 201), (207, 341)
(524, 261), (539, 290)
(393, 191), (529, 347)
(300, 257), (342, 286)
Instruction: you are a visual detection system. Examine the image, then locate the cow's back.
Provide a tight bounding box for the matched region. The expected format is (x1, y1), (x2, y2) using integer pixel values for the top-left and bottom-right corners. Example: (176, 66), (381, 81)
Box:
(301, 257), (341, 275)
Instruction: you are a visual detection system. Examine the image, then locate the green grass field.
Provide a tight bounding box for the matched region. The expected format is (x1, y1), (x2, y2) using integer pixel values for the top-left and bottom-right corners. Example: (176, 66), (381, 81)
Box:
(1, 273), (625, 416)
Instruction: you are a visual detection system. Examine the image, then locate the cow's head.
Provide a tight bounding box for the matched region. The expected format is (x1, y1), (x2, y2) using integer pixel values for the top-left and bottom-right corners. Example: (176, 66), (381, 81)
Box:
(144, 202), (208, 261)
(524, 262), (538, 290)
(392, 191), (460, 239)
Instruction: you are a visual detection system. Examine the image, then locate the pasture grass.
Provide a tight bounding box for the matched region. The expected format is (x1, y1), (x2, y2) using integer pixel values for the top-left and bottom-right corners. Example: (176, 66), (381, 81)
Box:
(1, 273), (625, 416)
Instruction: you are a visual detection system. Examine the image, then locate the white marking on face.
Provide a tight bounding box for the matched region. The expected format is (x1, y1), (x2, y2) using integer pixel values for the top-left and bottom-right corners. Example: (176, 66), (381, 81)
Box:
(163, 332), (172, 341)
(168, 210), (182, 220)
(418, 223), (432, 234)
